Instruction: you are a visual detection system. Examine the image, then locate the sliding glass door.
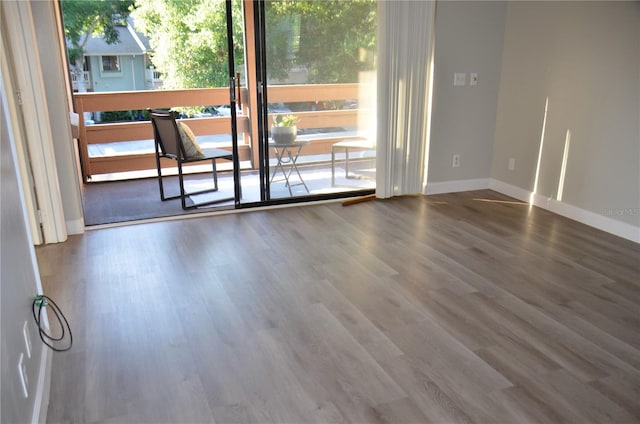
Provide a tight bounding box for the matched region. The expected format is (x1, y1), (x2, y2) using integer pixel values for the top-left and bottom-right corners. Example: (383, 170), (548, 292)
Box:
(241, 0), (377, 205)
(62, 0), (377, 224)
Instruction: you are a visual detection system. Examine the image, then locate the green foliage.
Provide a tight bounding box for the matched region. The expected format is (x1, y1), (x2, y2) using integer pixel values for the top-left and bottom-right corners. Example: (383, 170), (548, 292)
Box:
(133, 0), (375, 89)
(266, 0), (376, 84)
(272, 114), (299, 127)
(132, 0), (244, 89)
(61, 0), (137, 61)
(99, 110), (144, 122)
(172, 106), (219, 117)
(64, 0), (376, 89)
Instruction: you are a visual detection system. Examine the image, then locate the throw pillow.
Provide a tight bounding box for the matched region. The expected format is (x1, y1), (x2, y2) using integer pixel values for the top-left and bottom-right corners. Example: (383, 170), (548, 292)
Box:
(177, 121), (206, 159)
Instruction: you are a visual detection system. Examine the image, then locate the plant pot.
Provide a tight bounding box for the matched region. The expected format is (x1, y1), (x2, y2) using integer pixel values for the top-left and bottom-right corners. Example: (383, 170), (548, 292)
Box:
(271, 125), (297, 143)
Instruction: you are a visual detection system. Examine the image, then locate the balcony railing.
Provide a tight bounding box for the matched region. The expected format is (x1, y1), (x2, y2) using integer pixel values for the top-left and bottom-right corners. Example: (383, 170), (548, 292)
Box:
(70, 71), (91, 91)
(144, 68), (164, 90)
(73, 84), (367, 181)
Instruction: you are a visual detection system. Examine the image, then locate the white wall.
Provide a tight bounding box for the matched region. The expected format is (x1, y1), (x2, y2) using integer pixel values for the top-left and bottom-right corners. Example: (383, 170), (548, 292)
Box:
(492, 1), (640, 228)
(1, 75), (50, 424)
(427, 1), (507, 185)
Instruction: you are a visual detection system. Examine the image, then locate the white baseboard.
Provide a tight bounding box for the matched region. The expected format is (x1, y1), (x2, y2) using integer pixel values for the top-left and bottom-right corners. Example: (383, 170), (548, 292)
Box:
(424, 178), (490, 195)
(32, 347), (52, 424)
(487, 179), (526, 202)
(66, 218), (85, 235)
(489, 179), (640, 244)
(422, 177), (639, 243)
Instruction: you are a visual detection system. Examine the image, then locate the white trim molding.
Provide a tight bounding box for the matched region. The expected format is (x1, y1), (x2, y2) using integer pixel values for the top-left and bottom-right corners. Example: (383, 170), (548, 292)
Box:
(423, 178), (639, 244)
(2, 0), (68, 244)
(1, 15), (43, 245)
(424, 178), (490, 195)
(32, 348), (52, 424)
(66, 218), (86, 236)
(490, 179), (640, 244)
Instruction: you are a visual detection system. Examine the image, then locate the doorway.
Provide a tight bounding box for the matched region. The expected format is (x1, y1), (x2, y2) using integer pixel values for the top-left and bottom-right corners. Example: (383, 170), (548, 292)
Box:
(63, 0), (377, 225)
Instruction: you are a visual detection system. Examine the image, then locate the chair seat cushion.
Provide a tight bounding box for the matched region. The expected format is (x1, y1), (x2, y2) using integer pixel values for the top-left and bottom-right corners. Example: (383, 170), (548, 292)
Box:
(177, 121), (206, 159)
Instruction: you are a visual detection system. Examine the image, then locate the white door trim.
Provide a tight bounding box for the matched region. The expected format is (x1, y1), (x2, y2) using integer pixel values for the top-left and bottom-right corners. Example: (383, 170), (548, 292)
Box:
(0, 30), (42, 244)
(1, 0), (67, 243)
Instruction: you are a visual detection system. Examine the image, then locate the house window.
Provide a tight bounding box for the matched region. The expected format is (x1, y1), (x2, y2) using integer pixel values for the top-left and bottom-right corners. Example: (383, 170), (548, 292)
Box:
(101, 56), (120, 72)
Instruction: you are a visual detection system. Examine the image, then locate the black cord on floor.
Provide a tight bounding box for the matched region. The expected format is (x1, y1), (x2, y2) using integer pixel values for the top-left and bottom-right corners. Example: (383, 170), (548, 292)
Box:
(32, 295), (72, 352)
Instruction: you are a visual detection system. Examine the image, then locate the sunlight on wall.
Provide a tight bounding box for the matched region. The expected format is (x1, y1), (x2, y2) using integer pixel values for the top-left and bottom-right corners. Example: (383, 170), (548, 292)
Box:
(556, 129), (571, 201)
(530, 96), (549, 205)
(422, 49), (435, 192)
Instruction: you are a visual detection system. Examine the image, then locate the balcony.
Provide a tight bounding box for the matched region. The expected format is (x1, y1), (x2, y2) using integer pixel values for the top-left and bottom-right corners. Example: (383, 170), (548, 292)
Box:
(74, 83), (376, 223)
(144, 67), (164, 90)
(70, 70), (91, 91)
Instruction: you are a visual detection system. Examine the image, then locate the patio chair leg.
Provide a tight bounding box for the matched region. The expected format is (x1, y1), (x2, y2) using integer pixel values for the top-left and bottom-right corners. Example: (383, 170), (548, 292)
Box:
(345, 147), (350, 178)
(212, 158), (219, 191)
(156, 146), (167, 201)
(331, 147), (336, 187)
(178, 161), (188, 210)
(157, 167), (166, 201)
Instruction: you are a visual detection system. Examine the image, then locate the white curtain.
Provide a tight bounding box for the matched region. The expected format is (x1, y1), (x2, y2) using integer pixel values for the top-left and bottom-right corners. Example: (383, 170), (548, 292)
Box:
(376, 0), (436, 198)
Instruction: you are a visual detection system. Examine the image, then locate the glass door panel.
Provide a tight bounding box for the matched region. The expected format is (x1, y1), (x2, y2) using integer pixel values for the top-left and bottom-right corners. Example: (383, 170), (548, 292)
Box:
(62, 0), (248, 223)
(63, 0), (378, 223)
(228, 0), (263, 205)
(262, 0), (377, 200)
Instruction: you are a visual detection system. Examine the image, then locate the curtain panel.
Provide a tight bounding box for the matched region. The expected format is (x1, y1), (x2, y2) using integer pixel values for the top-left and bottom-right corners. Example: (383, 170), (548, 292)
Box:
(376, 0), (436, 198)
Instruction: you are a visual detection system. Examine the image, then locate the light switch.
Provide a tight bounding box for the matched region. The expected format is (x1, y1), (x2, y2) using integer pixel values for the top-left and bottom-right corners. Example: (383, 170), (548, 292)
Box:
(454, 73), (466, 86)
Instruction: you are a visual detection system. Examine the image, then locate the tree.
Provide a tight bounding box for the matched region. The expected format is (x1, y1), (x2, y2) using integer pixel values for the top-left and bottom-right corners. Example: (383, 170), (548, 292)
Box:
(132, 0), (376, 89)
(266, 0), (376, 84)
(61, 0), (137, 91)
(132, 0), (244, 89)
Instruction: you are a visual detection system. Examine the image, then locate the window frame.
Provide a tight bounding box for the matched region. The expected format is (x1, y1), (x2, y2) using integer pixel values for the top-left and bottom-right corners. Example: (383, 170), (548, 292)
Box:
(100, 55), (122, 76)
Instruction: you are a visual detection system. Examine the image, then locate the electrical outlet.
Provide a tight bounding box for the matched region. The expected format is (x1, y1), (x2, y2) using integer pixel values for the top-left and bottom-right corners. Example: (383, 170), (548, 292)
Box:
(18, 353), (28, 398)
(452, 154), (461, 168)
(508, 157), (516, 171)
(23, 321), (32, 358)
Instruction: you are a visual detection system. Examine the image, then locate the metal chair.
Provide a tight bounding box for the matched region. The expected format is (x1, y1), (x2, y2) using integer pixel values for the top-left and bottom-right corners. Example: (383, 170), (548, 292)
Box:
(149, 109), (234, 209)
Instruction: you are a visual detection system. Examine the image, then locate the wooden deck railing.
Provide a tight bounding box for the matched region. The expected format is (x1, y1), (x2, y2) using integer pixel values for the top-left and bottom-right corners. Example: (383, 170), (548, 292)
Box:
(73, 83), (367, 180)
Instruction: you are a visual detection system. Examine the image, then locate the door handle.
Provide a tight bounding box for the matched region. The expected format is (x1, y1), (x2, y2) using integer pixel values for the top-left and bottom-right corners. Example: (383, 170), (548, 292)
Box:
(229, 75), (236, 103)
(236, 72), (242, 111)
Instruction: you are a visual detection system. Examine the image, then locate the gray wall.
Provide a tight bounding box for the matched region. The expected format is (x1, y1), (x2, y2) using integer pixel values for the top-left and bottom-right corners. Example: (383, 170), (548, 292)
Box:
(428, 1), (507, 183)
(31, 0), (85, 230)
(492, 1), (640, 227)
(1, 81), (47, 424)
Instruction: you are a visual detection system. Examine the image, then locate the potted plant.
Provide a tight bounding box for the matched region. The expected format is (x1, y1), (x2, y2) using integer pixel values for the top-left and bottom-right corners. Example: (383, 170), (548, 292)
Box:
(271, 114), (299, 143)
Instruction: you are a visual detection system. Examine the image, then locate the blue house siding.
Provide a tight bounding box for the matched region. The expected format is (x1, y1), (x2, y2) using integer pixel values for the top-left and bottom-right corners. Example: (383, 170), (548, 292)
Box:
(88, 54), (147, 92)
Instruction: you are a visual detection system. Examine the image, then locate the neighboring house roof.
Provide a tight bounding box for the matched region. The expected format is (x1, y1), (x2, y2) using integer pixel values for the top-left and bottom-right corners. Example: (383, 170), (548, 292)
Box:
(83, 20), (151, 56)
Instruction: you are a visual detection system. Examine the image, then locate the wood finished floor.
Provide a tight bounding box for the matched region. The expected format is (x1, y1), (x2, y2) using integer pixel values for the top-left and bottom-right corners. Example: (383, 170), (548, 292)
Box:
(37, 190), (640, 424)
